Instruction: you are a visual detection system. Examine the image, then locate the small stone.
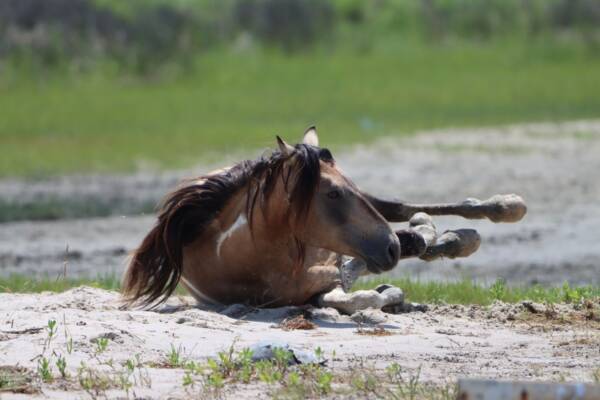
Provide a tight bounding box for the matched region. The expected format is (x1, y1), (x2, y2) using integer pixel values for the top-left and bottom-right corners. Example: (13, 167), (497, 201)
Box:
(350, 308), (388, 325)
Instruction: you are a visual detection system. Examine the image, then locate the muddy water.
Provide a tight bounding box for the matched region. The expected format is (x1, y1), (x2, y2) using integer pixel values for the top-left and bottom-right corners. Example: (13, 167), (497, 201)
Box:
(1, 120), (599, 285)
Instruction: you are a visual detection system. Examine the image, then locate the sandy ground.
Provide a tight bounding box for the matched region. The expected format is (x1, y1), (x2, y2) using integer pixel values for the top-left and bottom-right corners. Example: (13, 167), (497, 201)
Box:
(1, 120), (600, 285)
(0, 287), (599, 399)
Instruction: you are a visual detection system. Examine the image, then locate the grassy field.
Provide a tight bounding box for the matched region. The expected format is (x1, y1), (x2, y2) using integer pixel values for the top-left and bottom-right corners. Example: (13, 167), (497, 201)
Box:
(2, 40), (600, 177)
(1, 273), (598, 306)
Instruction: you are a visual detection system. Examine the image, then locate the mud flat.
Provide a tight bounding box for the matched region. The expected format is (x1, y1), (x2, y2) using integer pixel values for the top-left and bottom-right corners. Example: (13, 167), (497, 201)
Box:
(0, 287), (599, 399)
(1, 120), (599, 286)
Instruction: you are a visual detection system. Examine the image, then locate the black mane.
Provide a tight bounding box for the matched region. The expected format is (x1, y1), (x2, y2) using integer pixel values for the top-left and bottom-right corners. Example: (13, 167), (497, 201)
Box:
(123, 143), (333, 306)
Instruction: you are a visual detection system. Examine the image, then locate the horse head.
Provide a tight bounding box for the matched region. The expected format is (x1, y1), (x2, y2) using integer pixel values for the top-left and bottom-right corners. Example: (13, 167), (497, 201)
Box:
(273, 127), (400, 273)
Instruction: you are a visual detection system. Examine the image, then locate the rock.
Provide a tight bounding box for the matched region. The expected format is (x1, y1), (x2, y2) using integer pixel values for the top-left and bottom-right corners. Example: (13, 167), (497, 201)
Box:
(350, 308), (388, 325)
(248, 341), (324, 365)
(521, 301), (541, 314)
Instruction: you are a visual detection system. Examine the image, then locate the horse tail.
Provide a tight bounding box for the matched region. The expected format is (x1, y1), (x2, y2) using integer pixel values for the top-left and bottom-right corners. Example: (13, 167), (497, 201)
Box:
(122, 179), (217, 307)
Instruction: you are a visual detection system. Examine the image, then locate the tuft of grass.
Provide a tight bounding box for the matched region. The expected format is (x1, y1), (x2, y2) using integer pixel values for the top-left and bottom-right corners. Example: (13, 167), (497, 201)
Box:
(0, 274), (121, 293)
(37, 357), (53, 383)
(94, 338), (110, 355)
(2, 274), (599, 306)
(165, 344), (185, 368)
(353, 277), (600, 306)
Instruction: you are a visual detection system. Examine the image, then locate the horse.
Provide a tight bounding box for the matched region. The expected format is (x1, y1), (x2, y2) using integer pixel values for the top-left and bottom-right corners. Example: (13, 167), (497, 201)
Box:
(122, 127), (526, 314)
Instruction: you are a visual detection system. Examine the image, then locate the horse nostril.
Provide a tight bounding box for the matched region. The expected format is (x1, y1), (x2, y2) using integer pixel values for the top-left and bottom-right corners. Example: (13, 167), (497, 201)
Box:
(387, 239), (400, 265)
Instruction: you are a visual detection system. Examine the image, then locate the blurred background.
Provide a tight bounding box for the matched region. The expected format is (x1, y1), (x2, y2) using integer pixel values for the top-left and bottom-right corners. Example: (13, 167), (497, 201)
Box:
(1, 0), (599, 289)
(2, 0), (600, 177)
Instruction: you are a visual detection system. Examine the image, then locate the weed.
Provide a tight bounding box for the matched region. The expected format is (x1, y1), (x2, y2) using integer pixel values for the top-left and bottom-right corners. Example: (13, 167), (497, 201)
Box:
(165, 344), (184, 368)
(77, 362), (113, 397)
(386, 363), (423, 400)
(43, 319), (58, 351)
(94, 337), (109, 354)
(490, 278), (507, 301)
(66, 337), (74, 355)
(37, 357), (53, 383)
(237, 348), (254, 383)
(183, 371), (194, 387)
(56, 356), (68, 378)
(46, 319), (57, 339)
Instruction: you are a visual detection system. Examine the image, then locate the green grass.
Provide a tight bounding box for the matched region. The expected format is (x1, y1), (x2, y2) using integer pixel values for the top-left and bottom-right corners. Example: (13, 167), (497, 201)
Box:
(2, 40), (600, 177)
(2, 273), (598, 306)
(0, 274), (121, 293)
(355, 277), (600, 305)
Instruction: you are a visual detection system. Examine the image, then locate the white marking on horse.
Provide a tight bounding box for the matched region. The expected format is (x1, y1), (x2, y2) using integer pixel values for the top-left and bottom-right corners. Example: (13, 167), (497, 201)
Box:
(181, 276), (220, 305)
(216, 213), (247, 258)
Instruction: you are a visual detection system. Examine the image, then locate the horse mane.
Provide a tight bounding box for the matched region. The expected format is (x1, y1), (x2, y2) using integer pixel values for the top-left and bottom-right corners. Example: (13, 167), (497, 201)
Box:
(122, 143), (333, 307)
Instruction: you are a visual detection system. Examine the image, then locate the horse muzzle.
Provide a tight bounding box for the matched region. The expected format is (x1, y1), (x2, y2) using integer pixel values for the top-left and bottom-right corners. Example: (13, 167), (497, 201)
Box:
(361, 233), (401, 274)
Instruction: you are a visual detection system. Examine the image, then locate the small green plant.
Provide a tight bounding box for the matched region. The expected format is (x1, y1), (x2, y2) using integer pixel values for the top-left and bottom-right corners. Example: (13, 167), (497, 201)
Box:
(315, 368), (333, 395)
(43, 319), (58, 351)
(256, 359), (280, 384)
(125, 359), (136, 374)
(46, 320), (57, 339)
(183, 371), (194, 387)
(204, 361), (225, 390)
(77, 362), (113, 397)
(66, 337), (73, 354)
(95, 337), (109, 354)
(489, 278), (507, 301)
(166, 344), (184, 367)
(387, 363), (423, 400)
(37, 357), (53, 383)
(351, 369), (378, 394)
(237, 348), (254, 383)
(272, 347), (292, 373)
(217, 345), (236, 377)
(56, 355), (68, 378)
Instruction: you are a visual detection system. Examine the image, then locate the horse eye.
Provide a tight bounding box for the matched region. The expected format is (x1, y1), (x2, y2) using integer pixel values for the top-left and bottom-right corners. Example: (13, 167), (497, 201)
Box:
(327, 190), (341, 200)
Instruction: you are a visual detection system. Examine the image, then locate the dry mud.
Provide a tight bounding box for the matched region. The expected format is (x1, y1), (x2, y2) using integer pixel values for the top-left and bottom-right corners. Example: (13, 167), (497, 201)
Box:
(1, 120), (600, 285)
(0, 288), (599, 399)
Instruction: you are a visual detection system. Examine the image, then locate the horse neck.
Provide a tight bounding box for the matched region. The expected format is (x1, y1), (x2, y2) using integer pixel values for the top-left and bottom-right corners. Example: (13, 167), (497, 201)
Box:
(219, 179), (300, 255)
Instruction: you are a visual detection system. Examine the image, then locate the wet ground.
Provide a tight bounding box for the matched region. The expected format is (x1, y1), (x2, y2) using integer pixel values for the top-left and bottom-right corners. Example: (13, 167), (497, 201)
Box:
(1, 120), (599, 286)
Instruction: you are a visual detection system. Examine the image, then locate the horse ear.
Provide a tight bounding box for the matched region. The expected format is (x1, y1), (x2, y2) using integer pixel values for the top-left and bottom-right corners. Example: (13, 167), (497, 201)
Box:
(276, 136), (295, 156)
(302, 126), (319, 146)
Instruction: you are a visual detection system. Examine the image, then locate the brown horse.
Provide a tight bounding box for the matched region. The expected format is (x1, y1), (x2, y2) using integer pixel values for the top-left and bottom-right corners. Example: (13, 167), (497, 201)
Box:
(123, 127), (526, 313)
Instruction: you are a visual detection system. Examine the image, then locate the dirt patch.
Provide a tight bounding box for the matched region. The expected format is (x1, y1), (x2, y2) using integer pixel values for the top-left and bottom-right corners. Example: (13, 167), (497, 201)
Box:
(0, 288), (598, 399)
(278, 315), (317, 331)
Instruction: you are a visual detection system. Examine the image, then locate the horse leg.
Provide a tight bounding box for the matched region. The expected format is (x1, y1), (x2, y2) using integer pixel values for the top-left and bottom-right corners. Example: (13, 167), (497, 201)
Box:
(363, 193), (526, 223)
(300, 264), (402, 314)
(301, 265), (342, 296)
(317, 286), (404, 315)
(340, 212), (481, 290)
